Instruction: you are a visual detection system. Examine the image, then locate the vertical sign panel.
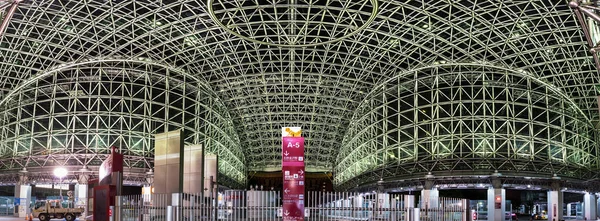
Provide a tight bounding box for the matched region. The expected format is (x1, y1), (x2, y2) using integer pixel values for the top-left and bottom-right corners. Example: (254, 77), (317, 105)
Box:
(282, 127), (304, 221)
(282, 137), (305, 163)
(282, 163), (305, 221)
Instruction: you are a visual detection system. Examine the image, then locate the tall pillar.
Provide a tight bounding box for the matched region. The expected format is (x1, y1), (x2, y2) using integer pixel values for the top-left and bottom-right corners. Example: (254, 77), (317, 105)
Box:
(487, 178), (504, 221)
(14, 171), (31, 218)
(75, 173), (89, 218)
(584, 192), (596, 221)
(404, 195), (415, 208)
(421, 180), (439, 208)
(597, 196), (600, 221)
(547, 181), (563, 221)
(402, 195), (415, 221)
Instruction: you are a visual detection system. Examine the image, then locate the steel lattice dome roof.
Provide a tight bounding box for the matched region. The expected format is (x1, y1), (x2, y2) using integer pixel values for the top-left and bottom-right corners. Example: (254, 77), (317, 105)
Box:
(0, 0), (598, 189)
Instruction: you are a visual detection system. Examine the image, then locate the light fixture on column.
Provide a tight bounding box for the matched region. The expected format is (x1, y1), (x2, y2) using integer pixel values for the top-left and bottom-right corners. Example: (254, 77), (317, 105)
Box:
(146, 169), (154, 185)
(78, 166), (90, 184)
(78, 166), (90, 173)
(425, 172), (434, 179)
(491, 170), (502, 177)
(53, 167), (68, 201)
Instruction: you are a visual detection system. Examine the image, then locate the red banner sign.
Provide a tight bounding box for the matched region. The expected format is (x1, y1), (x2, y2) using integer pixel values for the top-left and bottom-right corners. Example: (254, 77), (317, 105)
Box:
(282, 137), (305, 163)
(282, 132), (305, 220)
(283, 198), (304, 221)
(283, 163), (305, 197)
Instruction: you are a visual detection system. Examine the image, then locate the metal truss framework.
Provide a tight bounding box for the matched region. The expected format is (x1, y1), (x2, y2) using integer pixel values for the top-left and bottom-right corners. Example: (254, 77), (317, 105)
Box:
(570, 0), (600, 70)
(352, 175), (600, 193)
(336, 63), (599, 190)
(0, 167), (149, 186)
(0, 59), (246, 188)
(0, 0), (597, 188)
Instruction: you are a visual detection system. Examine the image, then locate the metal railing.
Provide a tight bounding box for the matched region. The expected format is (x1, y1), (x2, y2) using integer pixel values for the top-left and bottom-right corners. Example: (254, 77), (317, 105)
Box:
(117, 191), (468, 221)
(0, 197), (14, 216)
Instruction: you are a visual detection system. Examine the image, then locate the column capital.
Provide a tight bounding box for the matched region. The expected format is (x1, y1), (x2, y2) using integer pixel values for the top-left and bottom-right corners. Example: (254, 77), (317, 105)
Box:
(77, 174), (89, 184)
(424, 180), (434, 190)
(17, 174), (28, 185)
(491, 177), (502, 189)
(549, 181), (560, 191)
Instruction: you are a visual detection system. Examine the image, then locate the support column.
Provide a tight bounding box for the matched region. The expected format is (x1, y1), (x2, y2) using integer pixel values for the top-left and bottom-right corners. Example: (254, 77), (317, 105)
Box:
(487, 178), (504, 221)
(584, 192), (596, 221)
(547, 181), (563, 221)
(14, 171), (31, 218)
(404, 195), (415, 220)
(421, 180), (439, 209)
(597, 196), (600, 221)
(404, 195), (415, 209)
(75, 174), (89, 218)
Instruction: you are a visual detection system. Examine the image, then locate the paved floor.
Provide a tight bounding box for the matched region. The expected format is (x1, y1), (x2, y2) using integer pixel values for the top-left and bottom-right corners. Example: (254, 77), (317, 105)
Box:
(0, 216), (596, 221)
(0, 217), (83, 221)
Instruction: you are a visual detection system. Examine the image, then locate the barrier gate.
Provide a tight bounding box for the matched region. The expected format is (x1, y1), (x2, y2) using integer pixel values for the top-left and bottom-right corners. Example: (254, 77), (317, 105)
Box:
(116, 190), (468, 221)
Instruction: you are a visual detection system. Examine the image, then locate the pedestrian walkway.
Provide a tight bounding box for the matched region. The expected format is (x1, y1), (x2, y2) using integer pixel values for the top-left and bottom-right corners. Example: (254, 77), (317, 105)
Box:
(0, 217), (83, 221)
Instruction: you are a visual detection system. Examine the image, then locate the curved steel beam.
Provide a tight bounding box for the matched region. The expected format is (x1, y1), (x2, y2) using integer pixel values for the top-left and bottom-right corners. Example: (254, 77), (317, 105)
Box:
(357, 62), (592, 125)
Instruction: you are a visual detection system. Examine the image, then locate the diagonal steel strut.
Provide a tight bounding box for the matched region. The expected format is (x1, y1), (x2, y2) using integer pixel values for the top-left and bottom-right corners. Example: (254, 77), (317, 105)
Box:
(570, 0), (600, 71)
(0, 0), (19, 39)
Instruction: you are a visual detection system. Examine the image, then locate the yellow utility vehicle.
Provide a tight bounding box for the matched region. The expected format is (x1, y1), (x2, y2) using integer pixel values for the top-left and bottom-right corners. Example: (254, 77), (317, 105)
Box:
(33, 200), (83, 221)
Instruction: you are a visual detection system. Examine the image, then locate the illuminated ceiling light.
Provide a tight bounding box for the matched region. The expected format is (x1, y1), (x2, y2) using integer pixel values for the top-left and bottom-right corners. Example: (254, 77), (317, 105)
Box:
(184, 35), (201, 47)
(150, 20), (163, 28)
(527, 185), (531, 188)
(53, 167), (68, 179)
(518, 22), (528, 28)
(64, 26), (74, 33)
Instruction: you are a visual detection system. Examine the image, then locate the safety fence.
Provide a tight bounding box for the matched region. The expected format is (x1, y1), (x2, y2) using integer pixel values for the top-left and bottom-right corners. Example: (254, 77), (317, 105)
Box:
(116, 190), (468, 221)
(0, 196), (14, 216)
